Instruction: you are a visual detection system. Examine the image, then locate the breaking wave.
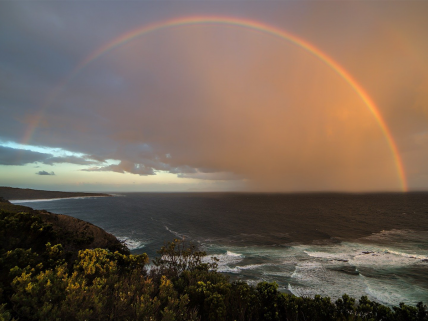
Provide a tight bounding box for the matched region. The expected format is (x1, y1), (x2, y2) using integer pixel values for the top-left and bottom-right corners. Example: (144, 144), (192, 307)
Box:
(117, 237), (146, 250)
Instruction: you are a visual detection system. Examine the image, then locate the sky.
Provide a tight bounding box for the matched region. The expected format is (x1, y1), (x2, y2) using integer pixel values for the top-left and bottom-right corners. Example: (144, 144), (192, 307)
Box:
(1, 0), (428, 192)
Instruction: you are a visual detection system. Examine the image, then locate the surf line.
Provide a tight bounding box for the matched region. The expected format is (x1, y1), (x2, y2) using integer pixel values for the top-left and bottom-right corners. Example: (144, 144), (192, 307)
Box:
(23, 16), (407, 191)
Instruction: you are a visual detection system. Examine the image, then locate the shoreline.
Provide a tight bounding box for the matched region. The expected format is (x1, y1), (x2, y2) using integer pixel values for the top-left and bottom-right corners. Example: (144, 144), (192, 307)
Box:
(10, 195), (112, 203)
(0, 186), (112, 201)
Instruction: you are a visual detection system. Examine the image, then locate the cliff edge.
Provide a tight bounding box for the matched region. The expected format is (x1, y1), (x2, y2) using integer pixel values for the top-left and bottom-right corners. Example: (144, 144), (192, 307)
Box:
(0, 197), (127, 255)
(0, 186), (111, 200)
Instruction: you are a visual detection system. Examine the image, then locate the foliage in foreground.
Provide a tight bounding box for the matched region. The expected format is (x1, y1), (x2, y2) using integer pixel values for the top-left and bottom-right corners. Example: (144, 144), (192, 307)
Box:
(0, 210), (427, 321)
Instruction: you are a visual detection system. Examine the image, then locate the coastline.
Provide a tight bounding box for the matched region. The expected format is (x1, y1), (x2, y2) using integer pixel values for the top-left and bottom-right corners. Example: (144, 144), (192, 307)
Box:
(0, 186), (112, 201)
(1, 190), (427, 317)
(10, 195), (111, 203)
(0, 197), (127, 253)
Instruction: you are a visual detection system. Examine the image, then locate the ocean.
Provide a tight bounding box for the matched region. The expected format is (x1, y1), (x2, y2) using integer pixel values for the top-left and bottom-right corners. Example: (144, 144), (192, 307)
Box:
(12, 192), (428, 306)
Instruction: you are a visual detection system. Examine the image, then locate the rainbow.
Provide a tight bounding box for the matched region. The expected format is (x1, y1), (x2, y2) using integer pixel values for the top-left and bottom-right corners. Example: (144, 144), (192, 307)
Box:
(23, 16), (407, 191)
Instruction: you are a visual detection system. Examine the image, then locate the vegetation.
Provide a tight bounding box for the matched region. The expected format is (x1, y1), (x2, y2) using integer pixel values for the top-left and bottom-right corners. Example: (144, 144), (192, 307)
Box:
(1, 209), (427, 321)
(0, 187), (111, 201)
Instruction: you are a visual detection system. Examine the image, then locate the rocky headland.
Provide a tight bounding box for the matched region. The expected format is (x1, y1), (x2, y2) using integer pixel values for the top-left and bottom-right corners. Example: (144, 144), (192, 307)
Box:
(0, 186), (111, 201)
(0, 196), (126, 255)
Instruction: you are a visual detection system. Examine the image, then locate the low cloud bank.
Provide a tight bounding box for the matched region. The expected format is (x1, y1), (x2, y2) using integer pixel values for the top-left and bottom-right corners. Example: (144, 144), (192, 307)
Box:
(36, 170), (55, 176)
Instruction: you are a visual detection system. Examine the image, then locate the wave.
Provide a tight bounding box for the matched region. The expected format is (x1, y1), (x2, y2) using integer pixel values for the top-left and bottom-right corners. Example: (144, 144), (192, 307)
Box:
(362, 229), (428, 242)
(226, 251), (242, 257)
(365, 285), (407, 306)
(359, 273), (427, 306)
(289, 261), (366, 300)
(351, 251), (425, 267)
(303, 242), (428, 267)
(286, 241), (428, 305)
(218, 263), (272, 274)
(208, 250), (244, 272)
(164, 225), (185, 239)
(287, 284), (299, 296)
(382, 249), (428, 261)
(304, 250), (352, 261)
(205, 239), (428, 304)
(117, 237), (146, 250)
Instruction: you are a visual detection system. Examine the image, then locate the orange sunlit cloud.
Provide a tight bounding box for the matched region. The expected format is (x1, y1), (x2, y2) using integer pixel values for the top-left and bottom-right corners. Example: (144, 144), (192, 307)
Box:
(47, 24), (400, 191)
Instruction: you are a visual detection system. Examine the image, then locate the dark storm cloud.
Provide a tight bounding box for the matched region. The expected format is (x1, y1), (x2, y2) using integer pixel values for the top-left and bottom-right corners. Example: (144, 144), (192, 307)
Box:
(87, 154), (106, 163)
(43, 156), (99, 166)
(0, 146), (51, 166)
(36, 170), (55, 176)
(0, 145), (101, 167)
(168, 166), (197, 174)
(81, 159), (207, 177)
(0, 1), (168, 149)
(82, 161), (155, 176)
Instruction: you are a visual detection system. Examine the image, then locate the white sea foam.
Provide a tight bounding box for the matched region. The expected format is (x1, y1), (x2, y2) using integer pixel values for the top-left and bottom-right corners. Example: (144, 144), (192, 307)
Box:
(302, 241), (428, 268)
(217, 266), (241, 273)
(365, 286), (408, 306)
(287, 284), (299, 296)
(359, 273), (427, 306)
(164, 225), (185, 239)
(208, 239), (427, 304)
(281, 238), (428, 305)
(222, 245), (302, 260)
(218, 263), (272, 274)
(363, 229), (428, 242)
(289, 261), (366, 300)
(350, 250), (424, 267)
(209, 241), (428, 305)
(209, 250), (245, 272)
(238, 263), (271, 270)
(304, 250), (353, 261)
(117, 237), (146, 250)
(226, 251), (242, 257)
(383, 249), (428, 261)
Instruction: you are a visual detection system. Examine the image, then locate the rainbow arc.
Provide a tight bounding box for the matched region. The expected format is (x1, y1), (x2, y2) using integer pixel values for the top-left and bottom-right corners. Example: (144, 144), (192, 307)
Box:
(22, 16), (407, 191)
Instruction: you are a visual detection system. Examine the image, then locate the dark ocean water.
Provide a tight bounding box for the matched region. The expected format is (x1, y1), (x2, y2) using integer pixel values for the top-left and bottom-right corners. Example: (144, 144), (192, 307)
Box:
(13, 192), (428, 306)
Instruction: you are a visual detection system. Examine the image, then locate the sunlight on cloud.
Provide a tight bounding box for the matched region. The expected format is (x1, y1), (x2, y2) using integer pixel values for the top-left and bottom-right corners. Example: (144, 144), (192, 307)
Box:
(0, 141), (85, 158)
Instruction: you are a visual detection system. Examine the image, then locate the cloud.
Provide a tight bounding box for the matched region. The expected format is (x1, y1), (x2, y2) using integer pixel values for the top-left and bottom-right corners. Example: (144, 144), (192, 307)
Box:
(82, 161), (155, 176)
(168, 166), (197, 174)
(43, 155), (99, 166)
(0, 146), (51, 165)
(86, 154), (106, 162)
(36, 170), (55, 176)
(0, 145), (102, 167)
(2, 2), (428, 191)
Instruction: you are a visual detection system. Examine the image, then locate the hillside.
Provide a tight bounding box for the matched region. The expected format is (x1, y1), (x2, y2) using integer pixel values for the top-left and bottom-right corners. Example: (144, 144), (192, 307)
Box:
(0, 186), (111, 200)
(0, 197), (126, 254)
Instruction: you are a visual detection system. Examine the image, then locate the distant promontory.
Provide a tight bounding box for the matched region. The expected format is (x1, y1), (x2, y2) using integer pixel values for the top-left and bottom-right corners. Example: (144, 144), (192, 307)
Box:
(0, 186), (111, 200)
